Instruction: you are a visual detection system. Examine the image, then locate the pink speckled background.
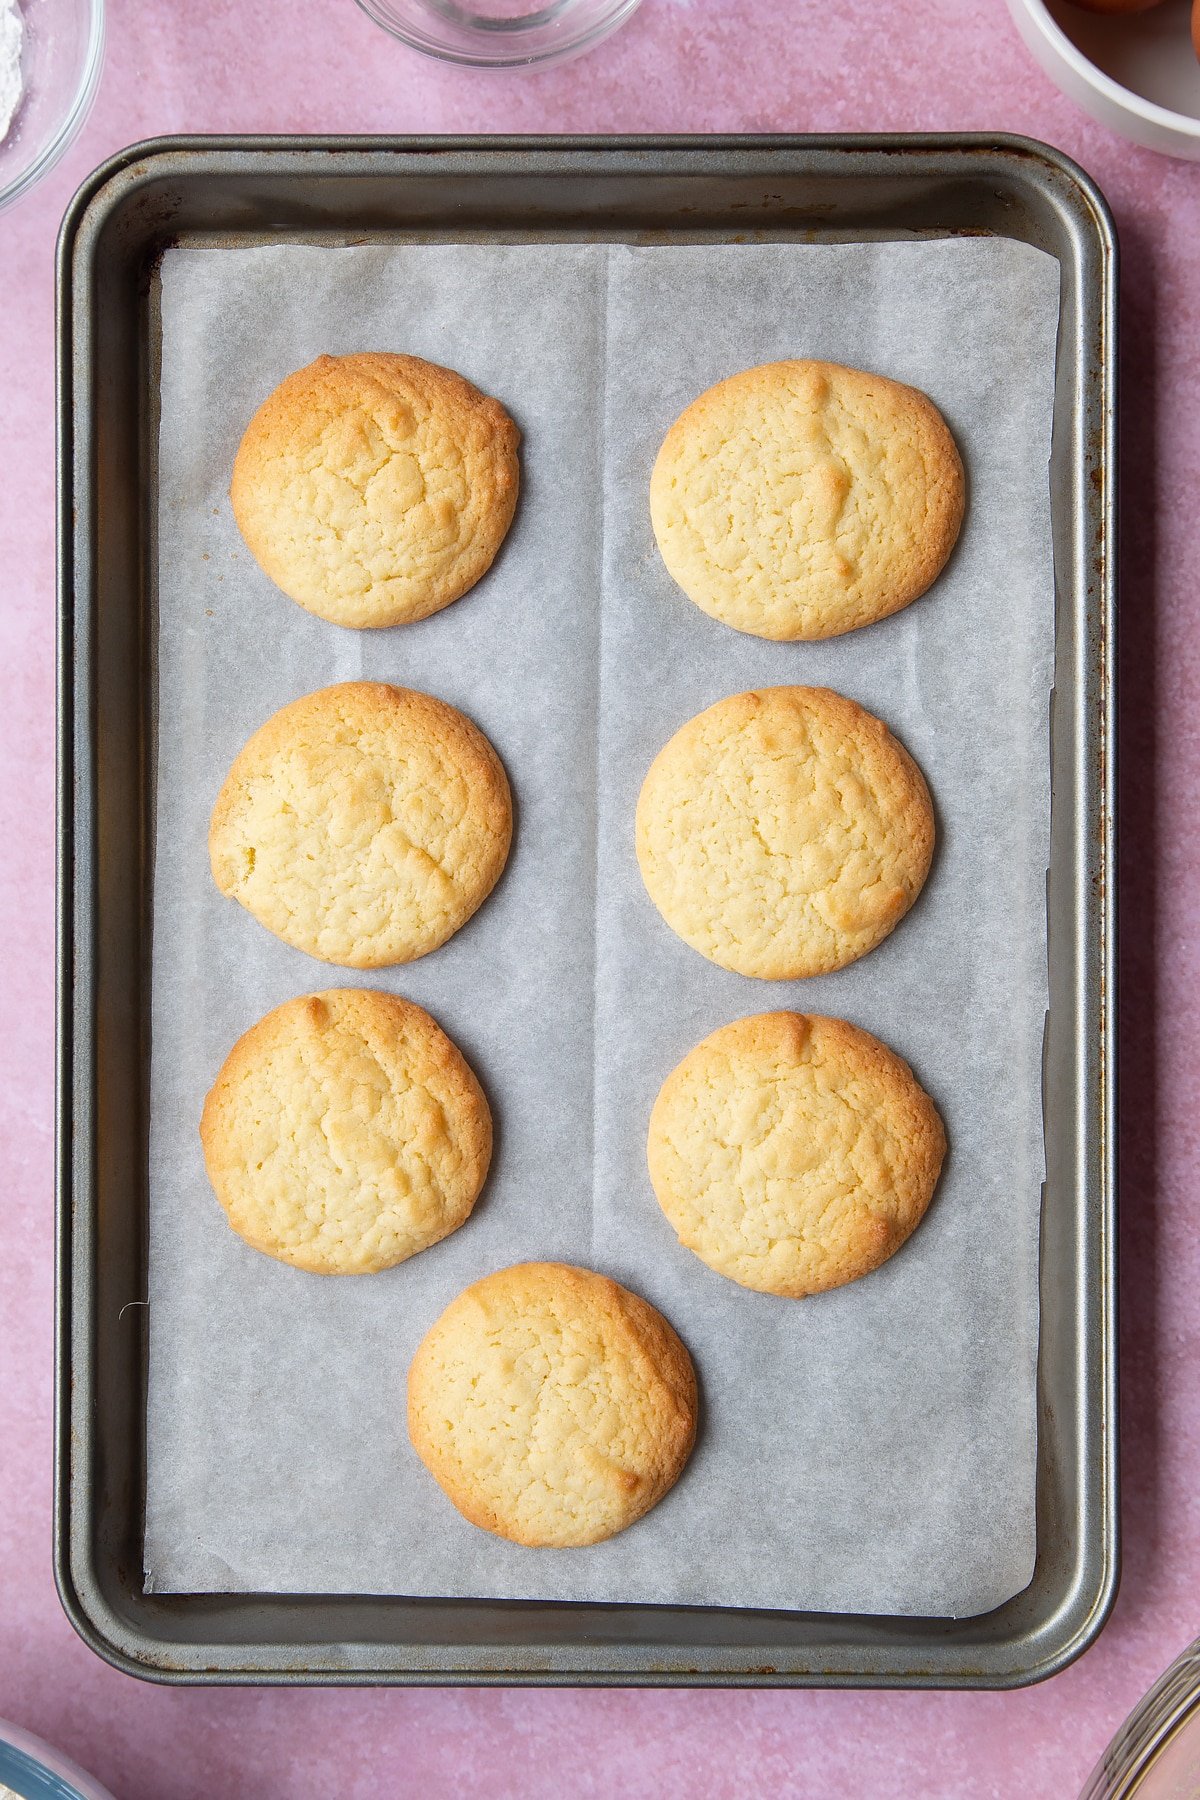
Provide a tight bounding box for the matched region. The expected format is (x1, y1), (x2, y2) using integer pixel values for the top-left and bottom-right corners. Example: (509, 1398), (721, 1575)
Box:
(0, 3), (1196, 1795)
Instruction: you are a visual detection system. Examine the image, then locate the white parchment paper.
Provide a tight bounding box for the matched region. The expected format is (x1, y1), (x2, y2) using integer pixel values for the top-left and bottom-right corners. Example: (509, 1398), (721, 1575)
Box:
(145, 238), (1059, 1617)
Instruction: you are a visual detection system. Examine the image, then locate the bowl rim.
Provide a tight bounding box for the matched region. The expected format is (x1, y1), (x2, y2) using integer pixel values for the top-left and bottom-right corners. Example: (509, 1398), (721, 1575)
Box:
(1010, 0), (1200, 138)
(0, 0), (107, 211)
(352, 0), (642, 69)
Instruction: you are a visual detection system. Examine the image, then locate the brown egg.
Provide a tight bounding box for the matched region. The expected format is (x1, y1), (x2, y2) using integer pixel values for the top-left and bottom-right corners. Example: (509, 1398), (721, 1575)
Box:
(1193, 0), (1200, 60)
(1062, 0), (1163, 11)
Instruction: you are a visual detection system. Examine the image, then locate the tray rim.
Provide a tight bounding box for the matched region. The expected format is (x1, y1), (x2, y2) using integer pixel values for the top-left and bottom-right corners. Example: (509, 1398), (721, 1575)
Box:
(55, 130), (1118, 1688)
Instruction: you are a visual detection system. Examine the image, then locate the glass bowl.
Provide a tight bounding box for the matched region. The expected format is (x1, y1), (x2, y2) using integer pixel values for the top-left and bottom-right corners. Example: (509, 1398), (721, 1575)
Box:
(0, 0), (105, 213)
(354, 0), (641, 69)
(1083, 1636), (1200, 1798)
(0, 1717), (116, 1800)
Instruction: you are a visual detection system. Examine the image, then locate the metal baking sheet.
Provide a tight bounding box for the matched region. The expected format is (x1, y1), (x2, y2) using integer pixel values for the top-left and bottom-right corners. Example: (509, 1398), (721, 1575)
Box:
(55, 135), (1117, 1686)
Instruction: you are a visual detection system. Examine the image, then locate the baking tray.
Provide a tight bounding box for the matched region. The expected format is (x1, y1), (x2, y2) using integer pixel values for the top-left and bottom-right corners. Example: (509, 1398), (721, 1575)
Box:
(55, 134), (1117, 1687)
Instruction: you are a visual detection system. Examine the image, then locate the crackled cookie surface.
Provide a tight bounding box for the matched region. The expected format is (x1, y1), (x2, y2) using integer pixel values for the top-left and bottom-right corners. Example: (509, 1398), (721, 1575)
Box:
(635, 686), (934, 980)
(231, 352), (520, 628)
(650, 359), (964, 640)
(201, 989), (491, 1275)
(209, 681), (512, 968)
(408, 1263), (697, 1547)
(648, 1012), (945, 1297)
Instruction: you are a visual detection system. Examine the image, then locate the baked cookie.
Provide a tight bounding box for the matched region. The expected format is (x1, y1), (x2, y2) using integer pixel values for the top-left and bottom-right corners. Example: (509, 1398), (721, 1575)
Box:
(648, 1012), (945, 1297)
(201, 989), (491, 1275)
(635, 686), (933, 979)
(231, 352), (520, 628)
(408, 1263), (697, 1547)
(209, 681), (512, 968)
(650, 359), (964, 640)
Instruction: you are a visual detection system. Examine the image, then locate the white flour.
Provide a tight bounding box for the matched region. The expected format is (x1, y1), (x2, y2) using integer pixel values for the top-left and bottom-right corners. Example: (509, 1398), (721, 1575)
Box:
(0, 0), (24, 144)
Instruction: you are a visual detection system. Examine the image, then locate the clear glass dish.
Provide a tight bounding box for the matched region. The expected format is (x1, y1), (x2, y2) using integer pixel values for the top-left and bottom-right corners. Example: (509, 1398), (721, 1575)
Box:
(0, 1717), (116, 1800)
(1083, 1636), (1200, 1798)
(354, 0), (641, 69)
(0, 0), (105, 213)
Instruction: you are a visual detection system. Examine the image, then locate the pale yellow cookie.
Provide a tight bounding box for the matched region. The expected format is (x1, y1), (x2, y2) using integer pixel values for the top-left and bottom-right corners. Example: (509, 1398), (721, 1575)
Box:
(408, 1263), (697, 1548)
(635, 686), (933, 980)
(648, 1012), (946, 1297)
(209, 681), (512, 969)
(650, 359), (964, 640)
(231, 352), (520, 629)
(200, 989), (491, 1275)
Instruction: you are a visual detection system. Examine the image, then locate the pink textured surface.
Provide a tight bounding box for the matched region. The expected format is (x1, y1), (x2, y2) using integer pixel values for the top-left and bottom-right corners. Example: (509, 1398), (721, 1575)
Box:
(0, 1), (1196, 1794)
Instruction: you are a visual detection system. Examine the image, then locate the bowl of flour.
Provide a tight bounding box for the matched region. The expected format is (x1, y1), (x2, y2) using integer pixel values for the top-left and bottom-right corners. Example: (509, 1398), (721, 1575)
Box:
(0, 0), (103, 212)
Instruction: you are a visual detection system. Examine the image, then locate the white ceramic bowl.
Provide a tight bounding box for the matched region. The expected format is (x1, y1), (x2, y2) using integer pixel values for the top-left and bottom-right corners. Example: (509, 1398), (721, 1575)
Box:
(0, 0), (104, 212)
(1007, 0), (1200, 159)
